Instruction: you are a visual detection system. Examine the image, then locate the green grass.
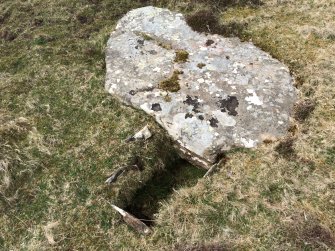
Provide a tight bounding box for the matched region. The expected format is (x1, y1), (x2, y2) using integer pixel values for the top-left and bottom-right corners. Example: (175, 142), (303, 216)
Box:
(1, 0), (335, 250)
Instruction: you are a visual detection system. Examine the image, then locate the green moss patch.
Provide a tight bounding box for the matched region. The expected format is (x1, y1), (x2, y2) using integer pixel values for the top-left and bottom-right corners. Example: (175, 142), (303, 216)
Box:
(159, 70), (183, 92)
(174, 50), (189, 63)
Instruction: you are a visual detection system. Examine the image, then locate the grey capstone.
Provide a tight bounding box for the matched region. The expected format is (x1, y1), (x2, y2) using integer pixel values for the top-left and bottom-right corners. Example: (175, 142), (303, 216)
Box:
(105, 7), (297, 169)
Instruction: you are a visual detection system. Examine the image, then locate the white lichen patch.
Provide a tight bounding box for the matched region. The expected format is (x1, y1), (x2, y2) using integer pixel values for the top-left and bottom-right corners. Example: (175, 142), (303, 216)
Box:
(245, 89), (263, 106)
(140, 103), (154, 114)
(212, 110), (236, 127)
(108, 84), (117, 93)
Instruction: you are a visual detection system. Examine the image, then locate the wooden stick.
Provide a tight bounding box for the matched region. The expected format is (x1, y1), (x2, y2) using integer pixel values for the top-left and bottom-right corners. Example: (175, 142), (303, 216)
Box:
(111, 205), (151, 235)
(105, 165), (138, 184)
(203, 163), (218, 178)
(203, 158), (225, 178)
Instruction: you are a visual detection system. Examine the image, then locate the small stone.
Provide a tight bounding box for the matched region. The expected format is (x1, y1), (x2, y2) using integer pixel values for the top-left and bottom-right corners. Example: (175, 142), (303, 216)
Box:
(132, 125), (152, 141)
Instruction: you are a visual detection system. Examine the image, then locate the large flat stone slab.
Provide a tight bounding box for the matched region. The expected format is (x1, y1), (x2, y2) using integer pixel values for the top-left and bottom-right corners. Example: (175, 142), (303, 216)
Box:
(105, 6), (297, 168)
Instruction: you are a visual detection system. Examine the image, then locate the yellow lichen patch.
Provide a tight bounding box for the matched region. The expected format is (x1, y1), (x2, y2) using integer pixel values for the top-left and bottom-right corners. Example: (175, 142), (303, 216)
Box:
(159, 70), (183, 92)
(174, 50), (189, 63)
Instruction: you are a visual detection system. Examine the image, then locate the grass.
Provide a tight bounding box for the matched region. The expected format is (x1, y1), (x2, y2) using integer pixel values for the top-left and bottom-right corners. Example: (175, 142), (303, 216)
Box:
(1, 0), (335, 250)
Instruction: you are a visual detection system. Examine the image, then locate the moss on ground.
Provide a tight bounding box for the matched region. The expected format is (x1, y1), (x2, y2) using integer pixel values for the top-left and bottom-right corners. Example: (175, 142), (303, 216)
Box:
(1, 0), (335, 250)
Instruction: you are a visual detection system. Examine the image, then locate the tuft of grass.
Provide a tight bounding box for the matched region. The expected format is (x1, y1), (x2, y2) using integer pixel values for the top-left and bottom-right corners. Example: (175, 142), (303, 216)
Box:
(186, 9), (248, 38)
(284, 214), (335, 250)
(274, 137), (296, 158)
(0, 28), (17, 41)
(293, 99), (316, 122)
(186, 9), (219, 33)
(325, 145), (335, 165)
(174, 242), (230, 251)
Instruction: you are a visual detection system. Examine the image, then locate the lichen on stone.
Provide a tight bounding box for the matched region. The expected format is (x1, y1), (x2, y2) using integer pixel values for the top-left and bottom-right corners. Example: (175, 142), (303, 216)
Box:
(174, 50), (189, 63)
(197, 63), (206, 69)
(159, 70), (183, 92)
(164, 94), (172, 102)
(138, 32), (154, 41)
(158, 41), (172, 50)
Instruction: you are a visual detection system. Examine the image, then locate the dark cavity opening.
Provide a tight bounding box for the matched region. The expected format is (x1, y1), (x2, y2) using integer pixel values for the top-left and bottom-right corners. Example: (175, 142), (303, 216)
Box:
(125, 158), (206, 226)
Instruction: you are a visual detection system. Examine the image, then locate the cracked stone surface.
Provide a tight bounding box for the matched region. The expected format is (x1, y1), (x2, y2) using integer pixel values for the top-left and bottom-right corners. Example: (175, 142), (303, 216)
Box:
(105, 6), (297, 169)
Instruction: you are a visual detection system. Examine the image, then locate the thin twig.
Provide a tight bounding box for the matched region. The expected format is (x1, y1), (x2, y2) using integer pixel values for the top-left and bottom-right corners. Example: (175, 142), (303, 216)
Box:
(105, 165), (138, 184)
(203, 158), (225, 178)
